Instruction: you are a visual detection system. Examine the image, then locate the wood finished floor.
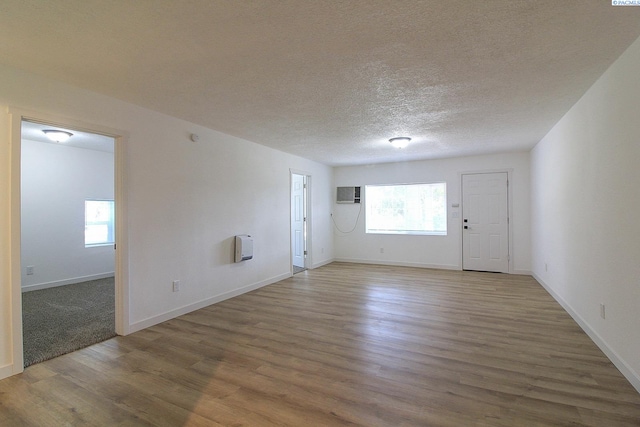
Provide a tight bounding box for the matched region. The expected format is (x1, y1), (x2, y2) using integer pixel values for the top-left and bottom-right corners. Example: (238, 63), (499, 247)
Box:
(1, 262), (639, 426)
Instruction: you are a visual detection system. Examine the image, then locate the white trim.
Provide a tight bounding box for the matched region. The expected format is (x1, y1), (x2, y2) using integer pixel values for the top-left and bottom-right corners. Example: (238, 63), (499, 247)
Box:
(6, 107), (130, 379)
(459, 169), (514, 273)
(113, 132), (130, 335)
(289, 168), (313, 176)
(364, 182), (448, 236)
(334, 258), (459, 271)
(21, 272), (115, 292)
(290, 169), (312, 273)
(8, 109), (24, 377)
(129, 272), (291, 334)
(310, 258), (334, 269)
(0, 364), (14, 380)
(533, 273), (640, 394)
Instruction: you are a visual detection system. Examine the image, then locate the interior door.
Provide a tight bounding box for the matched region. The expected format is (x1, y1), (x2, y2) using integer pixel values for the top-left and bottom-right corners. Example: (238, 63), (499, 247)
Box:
(462, 172), (509, 273)
(291, 173), (305, 269)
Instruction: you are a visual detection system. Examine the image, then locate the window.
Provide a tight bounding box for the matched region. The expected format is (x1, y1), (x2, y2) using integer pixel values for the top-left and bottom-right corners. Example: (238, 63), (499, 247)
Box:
(85, 199), (115, 246)
(365, 183), (447, 235)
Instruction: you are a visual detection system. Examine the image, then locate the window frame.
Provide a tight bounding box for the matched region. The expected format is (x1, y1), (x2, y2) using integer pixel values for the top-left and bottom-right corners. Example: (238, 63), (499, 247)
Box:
(365, 182), (447, 236)
(84, 199), (115, 247)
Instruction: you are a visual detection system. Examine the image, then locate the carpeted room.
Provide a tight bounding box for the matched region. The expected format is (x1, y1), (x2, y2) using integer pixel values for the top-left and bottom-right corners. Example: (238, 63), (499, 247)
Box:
(20, 122), (117, 367)
(22, 277), (115, 366)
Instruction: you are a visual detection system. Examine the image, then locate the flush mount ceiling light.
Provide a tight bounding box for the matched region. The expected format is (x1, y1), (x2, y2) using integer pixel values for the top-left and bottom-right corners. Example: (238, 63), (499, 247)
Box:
(43, 129), (73, 143)
(389, 136), (411, 149)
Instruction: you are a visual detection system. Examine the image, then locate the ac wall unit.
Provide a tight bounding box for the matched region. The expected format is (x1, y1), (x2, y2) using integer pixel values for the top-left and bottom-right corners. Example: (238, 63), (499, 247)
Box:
(336, 186), (361, 204)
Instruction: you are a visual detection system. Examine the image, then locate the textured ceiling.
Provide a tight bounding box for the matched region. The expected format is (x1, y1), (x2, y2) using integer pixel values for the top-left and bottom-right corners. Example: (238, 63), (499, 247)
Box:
(1, 1), (640, 166)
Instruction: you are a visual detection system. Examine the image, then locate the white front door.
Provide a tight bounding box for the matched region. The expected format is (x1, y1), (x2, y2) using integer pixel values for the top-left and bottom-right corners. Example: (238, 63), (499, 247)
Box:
(462, 172), (509, 273)
(291, 173), (305, 269)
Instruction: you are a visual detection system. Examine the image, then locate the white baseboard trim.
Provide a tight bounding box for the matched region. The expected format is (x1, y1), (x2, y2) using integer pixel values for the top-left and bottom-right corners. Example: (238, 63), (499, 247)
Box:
(0, 363), (16, 381)
(128, 272), (291, 334)
(310, 258), (334, 269)
(512, 269), (532, 276)
(533, 273), (640, 394)
(334, 257), (459, 271)
(22, 272), (115, 292)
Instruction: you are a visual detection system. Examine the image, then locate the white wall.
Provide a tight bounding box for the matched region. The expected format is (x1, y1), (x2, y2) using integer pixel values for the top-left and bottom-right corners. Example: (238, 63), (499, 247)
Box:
(21, 139), (115, 290)
(333, 152), (531, 273)
(531, 36), (640, 391)
(0, 64), (334, 378)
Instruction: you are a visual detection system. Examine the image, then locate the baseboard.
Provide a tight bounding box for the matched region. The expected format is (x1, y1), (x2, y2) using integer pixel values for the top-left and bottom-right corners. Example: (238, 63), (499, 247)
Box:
(334, 257), (459, 271)
(0, 363), (16, 381)
(128, 272), (291, 334)
(334, 258), (530, 276)
(533, 273), (640, 394)
(310, 258), (334, 269)
(22, 272), (115, 292)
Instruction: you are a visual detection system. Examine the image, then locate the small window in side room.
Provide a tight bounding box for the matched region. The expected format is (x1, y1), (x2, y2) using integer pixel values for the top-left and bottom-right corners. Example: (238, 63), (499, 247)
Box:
(366, 183), (447, 235)
(85, 199), (115, 246)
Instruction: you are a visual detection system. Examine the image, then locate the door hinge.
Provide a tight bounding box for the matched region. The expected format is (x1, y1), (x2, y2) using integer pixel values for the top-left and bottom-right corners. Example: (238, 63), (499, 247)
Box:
(304, 250), (307, 256)
(114, 244), (116, 250)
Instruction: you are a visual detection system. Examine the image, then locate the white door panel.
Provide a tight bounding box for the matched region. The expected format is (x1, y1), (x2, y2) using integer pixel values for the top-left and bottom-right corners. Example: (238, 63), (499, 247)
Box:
(469, 233), (481, 259)
(462, 172), (509, 273)
(291, 174), (305, 269)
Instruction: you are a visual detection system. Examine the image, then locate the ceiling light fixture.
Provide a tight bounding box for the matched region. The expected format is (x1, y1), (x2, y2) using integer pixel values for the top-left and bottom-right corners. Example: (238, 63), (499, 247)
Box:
(43, 129), (73, 143)
(389, 136), (411, 149)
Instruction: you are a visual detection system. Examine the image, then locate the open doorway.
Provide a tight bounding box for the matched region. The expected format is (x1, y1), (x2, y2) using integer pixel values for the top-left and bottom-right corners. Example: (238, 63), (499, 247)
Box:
(20, 120), (116, 366)
(291, 172), (309, 275)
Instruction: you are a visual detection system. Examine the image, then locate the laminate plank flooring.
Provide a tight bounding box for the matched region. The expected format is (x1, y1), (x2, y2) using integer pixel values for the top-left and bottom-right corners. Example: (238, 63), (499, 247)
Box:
(1, 262), (639, 426)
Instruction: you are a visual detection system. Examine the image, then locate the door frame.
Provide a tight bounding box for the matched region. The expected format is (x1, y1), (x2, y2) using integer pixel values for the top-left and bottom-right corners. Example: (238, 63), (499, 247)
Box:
(8, 108), (130, 375)
(289, 169), (311, 273)
(459, 169), (513, 273)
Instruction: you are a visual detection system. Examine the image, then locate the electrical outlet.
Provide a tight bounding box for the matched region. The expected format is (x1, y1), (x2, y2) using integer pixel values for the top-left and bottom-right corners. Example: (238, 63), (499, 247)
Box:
(600, 303), (606, 319)
(545, 263), (548, 272)
(380, 248), (384, 254)
(172, 280), (180, 292)
(321, 247), (324, 254)
(26, 265), (34, 275)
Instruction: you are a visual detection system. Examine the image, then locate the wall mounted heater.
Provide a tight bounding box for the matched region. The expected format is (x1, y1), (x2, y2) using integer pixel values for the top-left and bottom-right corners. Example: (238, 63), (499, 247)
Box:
(235, 234), (253, 262)
(336, 186), (361, 204)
